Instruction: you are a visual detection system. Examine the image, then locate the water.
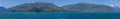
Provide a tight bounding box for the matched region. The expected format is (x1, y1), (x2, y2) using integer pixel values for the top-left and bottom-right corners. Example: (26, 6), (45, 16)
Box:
(0, 12), (120, 19)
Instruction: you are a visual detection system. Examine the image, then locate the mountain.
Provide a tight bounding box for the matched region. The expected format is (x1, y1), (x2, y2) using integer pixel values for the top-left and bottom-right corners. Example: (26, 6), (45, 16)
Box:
(8, 2), (64, 12)
(7, 2), (116, 12)
(62, 2), (114, 12)
(112, 6), (120, 12)
(0, 6), (7, 12)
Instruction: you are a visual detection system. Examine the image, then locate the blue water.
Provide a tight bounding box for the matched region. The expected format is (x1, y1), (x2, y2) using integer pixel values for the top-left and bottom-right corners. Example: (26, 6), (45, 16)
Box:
(0, 12), (120, 19)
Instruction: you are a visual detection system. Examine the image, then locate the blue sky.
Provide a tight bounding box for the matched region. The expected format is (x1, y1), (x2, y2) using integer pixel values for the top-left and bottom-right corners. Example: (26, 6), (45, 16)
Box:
(0, 0), (120, 8)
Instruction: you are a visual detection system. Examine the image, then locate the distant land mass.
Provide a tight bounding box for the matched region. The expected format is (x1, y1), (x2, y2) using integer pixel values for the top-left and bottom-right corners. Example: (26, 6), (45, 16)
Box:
(0, 6), (7, 12)
(0, 2), (119, 12)
(62, 2), (115, 12)
(8, 2), (64, 12)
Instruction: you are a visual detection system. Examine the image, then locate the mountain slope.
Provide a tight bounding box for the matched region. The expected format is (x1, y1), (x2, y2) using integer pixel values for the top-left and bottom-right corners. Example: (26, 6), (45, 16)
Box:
(0, 6), (7, 12)
(62, 2), (114, 12)
(8, 2), (64, 12)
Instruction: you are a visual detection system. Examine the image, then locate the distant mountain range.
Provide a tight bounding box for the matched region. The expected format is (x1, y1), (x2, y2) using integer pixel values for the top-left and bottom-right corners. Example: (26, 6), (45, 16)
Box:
(8, 2), (64, 12)
(112, 6), (120, 12)
(62, 2), (114, 12)
(0, 2), (119, 12)
(0, 6), (7, 12)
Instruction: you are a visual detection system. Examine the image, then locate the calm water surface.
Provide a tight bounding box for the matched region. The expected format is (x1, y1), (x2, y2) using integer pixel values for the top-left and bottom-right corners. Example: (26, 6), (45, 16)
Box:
(0, 12), (120, 19)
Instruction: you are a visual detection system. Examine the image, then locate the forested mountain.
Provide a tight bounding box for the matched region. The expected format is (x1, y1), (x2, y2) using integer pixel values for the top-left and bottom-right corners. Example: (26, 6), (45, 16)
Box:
(8, 2), (64, 12)
(0, 2), (117, 12)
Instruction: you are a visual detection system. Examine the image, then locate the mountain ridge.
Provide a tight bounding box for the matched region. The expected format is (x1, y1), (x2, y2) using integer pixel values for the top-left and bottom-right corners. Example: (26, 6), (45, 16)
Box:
(62, 2), (114, 12)
(0, 2), (118, 12)
(8, 2), (64, 12)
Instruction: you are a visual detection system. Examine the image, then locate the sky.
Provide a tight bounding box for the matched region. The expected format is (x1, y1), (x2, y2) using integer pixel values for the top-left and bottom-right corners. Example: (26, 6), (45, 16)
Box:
(0, 0), (120, 8)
